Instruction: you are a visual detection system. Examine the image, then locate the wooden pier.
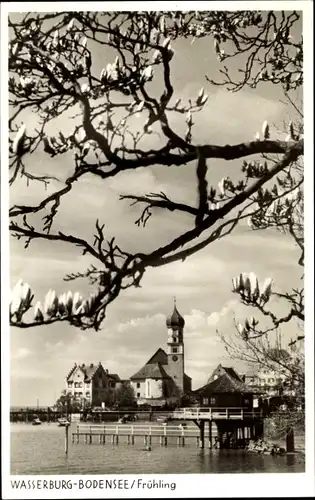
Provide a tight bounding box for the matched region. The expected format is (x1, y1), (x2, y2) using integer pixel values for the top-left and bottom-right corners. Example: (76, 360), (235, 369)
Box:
(72, 423), (215, 447)
(71, 407), (264, 449)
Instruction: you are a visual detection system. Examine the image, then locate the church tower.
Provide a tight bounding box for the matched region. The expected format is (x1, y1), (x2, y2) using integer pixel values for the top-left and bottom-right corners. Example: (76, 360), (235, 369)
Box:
(166, 299), (185, 396)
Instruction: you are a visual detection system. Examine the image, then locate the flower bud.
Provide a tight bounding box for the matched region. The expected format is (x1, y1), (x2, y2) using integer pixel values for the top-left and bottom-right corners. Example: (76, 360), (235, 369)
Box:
(152, 50), (161, 63)
(67, 19), (75, 31)
(44, 289), (58, 317)
(260, 277), (273, 303)
(80, 83), (90, 94)
(34, 302), (44, 322)
(262, 120), (270, 140)
(52, 30), (59, 48)
(58, 293), (67, 316)
(185, 110), (193, 126)
(20, 282), (32, 308)
(66, 291), (73, 315)
(12, 124), (26, 155)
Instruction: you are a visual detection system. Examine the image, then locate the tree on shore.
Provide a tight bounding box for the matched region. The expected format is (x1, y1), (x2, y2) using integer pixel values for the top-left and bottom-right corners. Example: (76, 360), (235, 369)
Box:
(8, 10), (304, 331)
(114, 382), (136, 408)
(55, 389), (91, 413)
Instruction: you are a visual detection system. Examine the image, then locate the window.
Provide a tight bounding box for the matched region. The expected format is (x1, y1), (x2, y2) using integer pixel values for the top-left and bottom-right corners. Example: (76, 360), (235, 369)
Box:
(244, 399), (249, 405)
(136, 383), (141, 388)
(172, 347), (178, 353)
(67, 381), (73, 387)
(86, 392), (90, 398)
(202, 397), (209, 405)
(137, 393), (141, 398)
(210, 397), (216, 405)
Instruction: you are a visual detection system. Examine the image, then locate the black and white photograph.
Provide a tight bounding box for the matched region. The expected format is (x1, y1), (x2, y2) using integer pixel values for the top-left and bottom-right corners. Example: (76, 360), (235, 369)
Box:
(2, 1), (314, 498)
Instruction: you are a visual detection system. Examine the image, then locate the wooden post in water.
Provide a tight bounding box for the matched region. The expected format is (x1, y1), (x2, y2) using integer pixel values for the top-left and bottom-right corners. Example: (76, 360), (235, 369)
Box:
(65, 424), (69, 454)
(208, 420), (212, 449)
(286, 426), (295, 453)
(199, 421), (205, 449)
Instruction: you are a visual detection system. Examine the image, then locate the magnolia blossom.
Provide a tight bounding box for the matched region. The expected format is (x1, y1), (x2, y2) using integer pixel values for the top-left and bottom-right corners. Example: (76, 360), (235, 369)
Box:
(72, 292), (83, 315)
(162, 37), (171, 48)
(10, 279), (32, 317)
(12, 123), (26, 155)
(255, 132), (260, 141)
(44, 289), (59, 317)
(80, 83), (90, 94)
(152, 50), (161, 64)
(218, 177), (226, 196)
(248, 272), (260, 300)
(66, 291), (73, 315)
(67, 19), (75, 31)
(58, 293), (67, 316)
(20, 76), (34, 89)
(260, 277), (274, 303)
(11, 43), (19, 56)
(80, 36), (87, 50)
(262, 120), (270, 140)
(142, 66), (153, 81)
(134, 101), (145, 114)
(52, 30), (59, 48)
(34, 302), (44, 322)
(159, 15), (166, 35)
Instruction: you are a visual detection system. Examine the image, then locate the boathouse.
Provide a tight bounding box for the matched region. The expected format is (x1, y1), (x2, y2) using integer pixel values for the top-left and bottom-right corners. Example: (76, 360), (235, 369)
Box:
(194, 364), (255, 410)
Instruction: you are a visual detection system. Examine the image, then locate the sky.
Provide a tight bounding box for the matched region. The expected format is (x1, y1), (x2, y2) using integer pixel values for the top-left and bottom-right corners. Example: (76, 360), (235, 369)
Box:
(7, 11), (304, 407)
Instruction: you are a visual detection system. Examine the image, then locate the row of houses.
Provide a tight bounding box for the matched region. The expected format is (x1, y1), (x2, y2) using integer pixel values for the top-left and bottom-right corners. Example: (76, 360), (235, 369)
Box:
(64, 301), (297, 409)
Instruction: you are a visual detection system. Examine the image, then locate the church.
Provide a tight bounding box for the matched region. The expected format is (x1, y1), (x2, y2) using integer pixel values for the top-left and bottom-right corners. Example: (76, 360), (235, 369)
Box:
(130, 301), (192, 407)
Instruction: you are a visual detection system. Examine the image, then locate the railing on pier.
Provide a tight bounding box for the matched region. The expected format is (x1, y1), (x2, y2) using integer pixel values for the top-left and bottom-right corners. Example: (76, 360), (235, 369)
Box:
(172, 407), (263, 420)
(74, 423), (209, 438)
(72, 423), (218, 446)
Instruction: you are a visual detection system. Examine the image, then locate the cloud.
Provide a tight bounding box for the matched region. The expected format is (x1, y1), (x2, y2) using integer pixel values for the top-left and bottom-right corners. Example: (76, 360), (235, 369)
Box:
(11, 347), (32, 360)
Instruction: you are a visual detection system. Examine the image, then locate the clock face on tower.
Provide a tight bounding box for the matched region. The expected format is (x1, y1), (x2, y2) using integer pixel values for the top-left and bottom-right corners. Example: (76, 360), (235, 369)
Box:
(172, 355), (178, 362)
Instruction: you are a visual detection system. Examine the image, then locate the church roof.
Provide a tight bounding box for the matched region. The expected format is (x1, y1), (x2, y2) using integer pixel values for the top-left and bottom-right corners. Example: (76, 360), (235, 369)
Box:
(146, 348), (168, 365)
(166, 302), (185, 328)
(130, 362), (170, 380)
(195, 373), (253, 395)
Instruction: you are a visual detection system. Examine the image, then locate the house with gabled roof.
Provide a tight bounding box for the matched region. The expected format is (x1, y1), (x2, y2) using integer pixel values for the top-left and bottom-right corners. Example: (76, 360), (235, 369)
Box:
(207, 363), (244, 384)
(194, 364), (255, 410)
(130, 301), (192, 407)
(66, 361), (121, 408)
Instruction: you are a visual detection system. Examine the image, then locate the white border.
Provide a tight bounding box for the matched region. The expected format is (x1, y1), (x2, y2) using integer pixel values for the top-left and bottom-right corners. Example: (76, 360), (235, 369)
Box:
(1, 2), (314, 498)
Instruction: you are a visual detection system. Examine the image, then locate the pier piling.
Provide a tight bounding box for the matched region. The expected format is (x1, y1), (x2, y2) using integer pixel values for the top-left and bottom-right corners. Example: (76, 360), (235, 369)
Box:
(64, 425), (69, 455)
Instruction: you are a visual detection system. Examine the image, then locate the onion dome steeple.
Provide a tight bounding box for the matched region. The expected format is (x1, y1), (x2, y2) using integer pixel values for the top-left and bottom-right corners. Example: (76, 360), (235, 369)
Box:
(166, 297), (185, 328)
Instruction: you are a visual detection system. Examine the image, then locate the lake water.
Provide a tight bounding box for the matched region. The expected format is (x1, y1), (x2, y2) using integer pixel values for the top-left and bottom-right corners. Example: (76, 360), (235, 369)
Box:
(10, 423), (305, 475)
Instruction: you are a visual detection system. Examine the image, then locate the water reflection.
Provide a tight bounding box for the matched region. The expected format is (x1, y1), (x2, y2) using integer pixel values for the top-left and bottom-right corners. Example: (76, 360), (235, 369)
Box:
(10, 424), (304, 475)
